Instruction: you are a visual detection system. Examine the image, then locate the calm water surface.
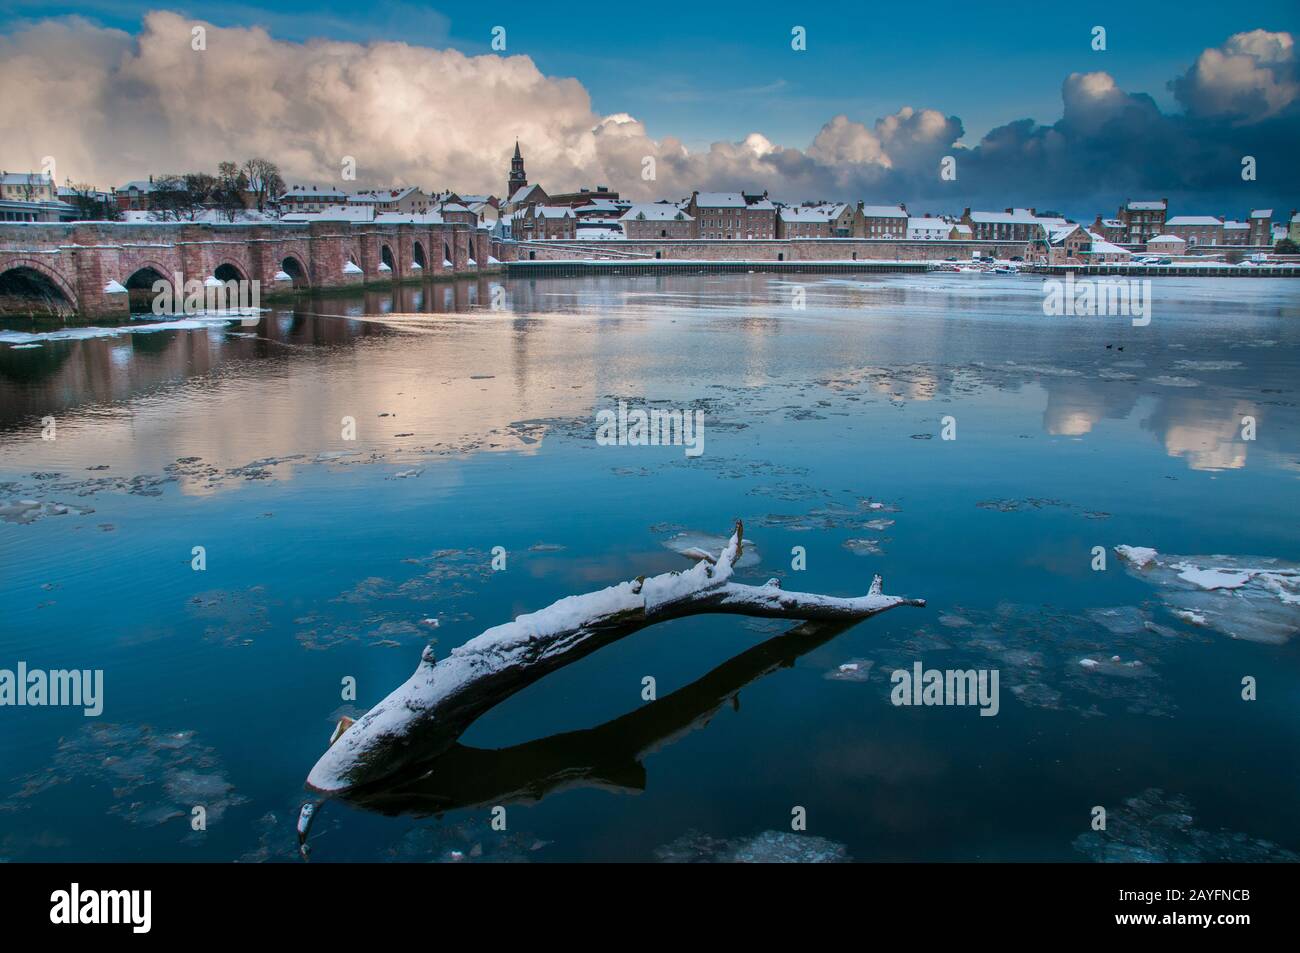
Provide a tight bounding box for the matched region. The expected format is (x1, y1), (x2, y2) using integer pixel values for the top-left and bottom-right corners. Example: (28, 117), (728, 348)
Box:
(1, 274), (1298, 862)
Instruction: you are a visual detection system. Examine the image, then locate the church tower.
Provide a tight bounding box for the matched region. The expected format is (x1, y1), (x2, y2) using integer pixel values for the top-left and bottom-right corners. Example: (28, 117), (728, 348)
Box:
(507, 140), (527, 201)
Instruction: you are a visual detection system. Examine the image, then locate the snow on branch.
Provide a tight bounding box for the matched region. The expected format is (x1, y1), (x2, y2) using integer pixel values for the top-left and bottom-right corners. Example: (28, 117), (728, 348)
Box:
(306, 521), (924, 795)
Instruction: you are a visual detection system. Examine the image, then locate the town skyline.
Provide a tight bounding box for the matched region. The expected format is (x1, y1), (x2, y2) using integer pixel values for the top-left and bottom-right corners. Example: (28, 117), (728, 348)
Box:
(1, 5), (1298, 219)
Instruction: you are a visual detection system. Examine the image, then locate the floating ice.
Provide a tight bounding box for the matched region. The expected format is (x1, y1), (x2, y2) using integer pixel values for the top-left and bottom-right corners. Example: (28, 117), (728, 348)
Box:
(662, 531), (761, 568)
(1115, 545), (1300, 643)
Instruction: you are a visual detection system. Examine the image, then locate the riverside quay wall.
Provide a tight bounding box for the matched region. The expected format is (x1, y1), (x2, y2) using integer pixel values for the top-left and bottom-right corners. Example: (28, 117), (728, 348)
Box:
(0, 220), (497, 318)
(503, 237), (1036, 264)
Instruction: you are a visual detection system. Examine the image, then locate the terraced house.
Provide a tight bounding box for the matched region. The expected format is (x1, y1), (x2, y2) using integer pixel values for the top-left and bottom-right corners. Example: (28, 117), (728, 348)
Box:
(855, 203), (908, 239)
(1164, 215), (1223, 247)
(620, 203), (694, 240)
(1116, 198), (1167, 244)
(686, 191), (777, 240)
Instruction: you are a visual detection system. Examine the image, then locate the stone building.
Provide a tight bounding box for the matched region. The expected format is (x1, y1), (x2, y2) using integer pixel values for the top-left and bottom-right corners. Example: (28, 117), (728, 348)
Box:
(1222, 221), (1249, 245)
(855, 204), (908, 239)
(1164, 215), (1224, 247)
(1117, 199), (1167, 244)
(686, 191), (776, 240)
(346, 187), (432, 215)
(1248, 210), (1273, 246)
(281, 185), (348, 213)
(907, 216), (953, 241)
(777, 205), (835, 239)
(961, 208), (1047, 242)
(620, 203), (694, 240)
(1047, 223), (1089, 264)
(1146, 234), (1186, 256)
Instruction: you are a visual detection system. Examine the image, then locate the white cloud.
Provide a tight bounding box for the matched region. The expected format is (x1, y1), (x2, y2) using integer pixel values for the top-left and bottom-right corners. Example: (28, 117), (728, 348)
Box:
(1172, 29), (1298, 122)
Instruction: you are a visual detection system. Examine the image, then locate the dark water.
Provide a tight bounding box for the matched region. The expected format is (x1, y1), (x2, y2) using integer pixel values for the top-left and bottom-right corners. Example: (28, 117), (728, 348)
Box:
(1, 273), (1298, 862)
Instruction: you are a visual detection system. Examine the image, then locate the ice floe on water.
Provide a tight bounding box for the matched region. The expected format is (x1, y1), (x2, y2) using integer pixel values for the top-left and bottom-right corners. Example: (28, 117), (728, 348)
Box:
(0, 725), (246, 853)
(0, 315), (255, 347)
(655, 829), (849, 863)
(826, 601), (1189, 718)
(661, 531), (761, 568)
(1116, 545), (1300, 644)
(1073, 789), (1298, 863)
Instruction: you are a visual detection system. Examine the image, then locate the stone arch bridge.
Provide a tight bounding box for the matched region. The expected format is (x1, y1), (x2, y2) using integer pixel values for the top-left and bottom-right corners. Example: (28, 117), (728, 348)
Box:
(0, 220), (500, 318)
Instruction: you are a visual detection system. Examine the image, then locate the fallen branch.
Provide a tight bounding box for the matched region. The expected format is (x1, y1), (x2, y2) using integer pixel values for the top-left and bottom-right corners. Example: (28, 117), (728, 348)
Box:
(306, 520), (924, 794)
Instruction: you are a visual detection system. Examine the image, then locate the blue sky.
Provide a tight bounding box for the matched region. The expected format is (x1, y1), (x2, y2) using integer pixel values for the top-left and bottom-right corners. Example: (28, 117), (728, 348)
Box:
(5, 0), (1299, 150)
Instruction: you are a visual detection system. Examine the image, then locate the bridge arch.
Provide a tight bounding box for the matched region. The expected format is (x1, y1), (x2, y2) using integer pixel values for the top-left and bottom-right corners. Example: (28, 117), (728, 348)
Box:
(444, 241), (454, 267)
(213, 261), (248, 283)
(413, 241), (427, 271)
(380, 244), (396, 274)
(0, 258), (77, 315)
(280, 254), (310, 288)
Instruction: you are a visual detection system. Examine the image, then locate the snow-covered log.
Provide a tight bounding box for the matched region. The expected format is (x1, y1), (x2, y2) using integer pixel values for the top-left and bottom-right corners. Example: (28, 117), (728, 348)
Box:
(346, 617), (867, 816)
(306, 521), (924, 794)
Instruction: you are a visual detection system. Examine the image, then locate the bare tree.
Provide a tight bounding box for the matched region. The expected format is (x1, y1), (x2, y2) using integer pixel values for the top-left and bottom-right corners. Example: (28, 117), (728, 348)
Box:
(148, 175), (188, 221)
(65, 182), (120, 221)
(214, 162), (249, 222)
(241, 157), (285, 214)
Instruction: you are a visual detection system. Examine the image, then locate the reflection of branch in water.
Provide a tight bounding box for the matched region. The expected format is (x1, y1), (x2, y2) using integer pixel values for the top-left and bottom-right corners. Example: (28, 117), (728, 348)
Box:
(307, 522), (923, 794)
(344, 617), (861, 818)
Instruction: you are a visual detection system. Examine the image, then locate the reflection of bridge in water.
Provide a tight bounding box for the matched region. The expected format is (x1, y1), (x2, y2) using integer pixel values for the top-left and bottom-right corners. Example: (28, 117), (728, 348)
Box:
(0, 278), (504, 430)
(0, 221), (502, 319)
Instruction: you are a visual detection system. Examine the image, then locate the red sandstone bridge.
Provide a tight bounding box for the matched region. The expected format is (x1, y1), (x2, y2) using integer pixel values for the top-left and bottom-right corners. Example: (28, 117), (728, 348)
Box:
(0, 220), (501, 318)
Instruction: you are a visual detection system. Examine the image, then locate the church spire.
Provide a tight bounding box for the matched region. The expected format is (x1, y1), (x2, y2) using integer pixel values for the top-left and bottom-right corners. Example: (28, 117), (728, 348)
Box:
(507, 140), (527, 200)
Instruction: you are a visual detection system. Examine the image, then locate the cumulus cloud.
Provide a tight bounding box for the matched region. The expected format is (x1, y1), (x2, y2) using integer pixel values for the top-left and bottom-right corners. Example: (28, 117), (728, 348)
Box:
(0, 12), (1296, 217)
(1171, 29), (1299, 123)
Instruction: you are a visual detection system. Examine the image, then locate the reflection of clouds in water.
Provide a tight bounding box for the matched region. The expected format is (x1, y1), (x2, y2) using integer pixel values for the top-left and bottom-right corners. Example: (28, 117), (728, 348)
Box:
(1142, 397), (1257, 471)
(1040, 378), (1140, 436)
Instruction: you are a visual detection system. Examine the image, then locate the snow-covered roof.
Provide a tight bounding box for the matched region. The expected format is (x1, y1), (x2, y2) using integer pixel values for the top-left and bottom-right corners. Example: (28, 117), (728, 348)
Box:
(1085, 232), (1132, 256)
(620, 203), (692, 222)
(1126, 200), (1167, 211)
(908, 217), (951, 231)
(1224, 221), (1248, 230)
(1100, 218), (1123, 227)
(780, 206), (834, 222)
(1049, 223), (1083, 243)
(374, 211), (444, 224)
(118, 180), (155, 193)
(693, 192), (747, 208)
(574, 199), (622, 214)
(1291, 212), (1300, 223)
(1250, 209), (1273, 218)
(509, 184), (545, 204)
(1166, 215), (1222, 226)
(283, 185), (348, 199)
(1148, 234), (1186, 243)
(439, 203), (470, 213)
(969, 209), (1042, 224)
(1, 172), (54, 186)
(537, 205), (574, 218)
(349, 186), (423, 204)
(859, 205), (907, 218)
(282, 204), (375, 222)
